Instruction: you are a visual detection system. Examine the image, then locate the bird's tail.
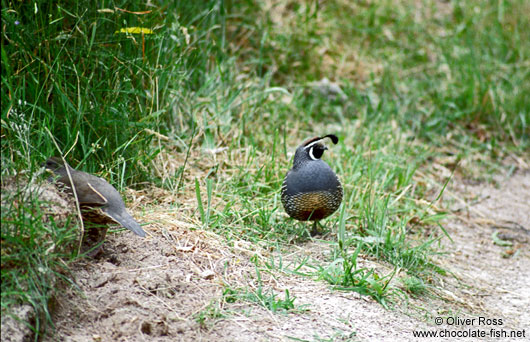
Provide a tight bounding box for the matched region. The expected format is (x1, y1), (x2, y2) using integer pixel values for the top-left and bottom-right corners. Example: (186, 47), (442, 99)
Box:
(104, 209), (146, 237)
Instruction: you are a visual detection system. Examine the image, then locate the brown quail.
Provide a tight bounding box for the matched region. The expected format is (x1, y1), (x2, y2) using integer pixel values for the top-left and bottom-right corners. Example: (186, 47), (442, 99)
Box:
(45, 157), (146, 255)
(281, 135), (343, 235)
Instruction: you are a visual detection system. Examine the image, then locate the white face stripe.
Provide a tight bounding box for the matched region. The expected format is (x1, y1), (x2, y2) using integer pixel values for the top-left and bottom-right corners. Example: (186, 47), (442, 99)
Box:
(304, 140), (322, 150)
(308, 146), (318, 160)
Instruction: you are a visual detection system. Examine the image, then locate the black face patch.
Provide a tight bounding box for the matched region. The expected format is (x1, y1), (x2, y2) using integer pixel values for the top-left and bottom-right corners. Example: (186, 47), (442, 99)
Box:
(308, 143), (327, 160)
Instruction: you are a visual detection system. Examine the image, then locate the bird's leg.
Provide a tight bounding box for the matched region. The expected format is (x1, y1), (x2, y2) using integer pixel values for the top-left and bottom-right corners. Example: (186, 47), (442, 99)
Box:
(310, 221), (320, 236)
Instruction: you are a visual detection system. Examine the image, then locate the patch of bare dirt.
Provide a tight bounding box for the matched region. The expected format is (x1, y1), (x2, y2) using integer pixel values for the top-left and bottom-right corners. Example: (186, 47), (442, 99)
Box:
(1, 305), (35, 342)
(45, 232), (426, 342)
(440, 169), (530, 329)
(44, 169), (529, 342)
(45, 227), (255, 342)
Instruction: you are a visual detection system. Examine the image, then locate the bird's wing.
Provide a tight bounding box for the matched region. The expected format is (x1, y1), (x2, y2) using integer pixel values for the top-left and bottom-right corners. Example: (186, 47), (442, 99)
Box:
(77, 181), (109, 205)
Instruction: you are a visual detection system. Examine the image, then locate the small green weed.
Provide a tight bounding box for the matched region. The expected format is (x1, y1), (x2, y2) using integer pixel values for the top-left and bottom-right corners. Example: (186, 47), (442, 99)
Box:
(194, 300), (228, 330)
(400, 276), (428, 296)
(219, 259), (304, 315)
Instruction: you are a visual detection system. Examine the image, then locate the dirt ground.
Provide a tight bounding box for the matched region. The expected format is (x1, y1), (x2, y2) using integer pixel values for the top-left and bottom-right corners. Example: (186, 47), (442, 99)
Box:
(40, 167), (529, 342)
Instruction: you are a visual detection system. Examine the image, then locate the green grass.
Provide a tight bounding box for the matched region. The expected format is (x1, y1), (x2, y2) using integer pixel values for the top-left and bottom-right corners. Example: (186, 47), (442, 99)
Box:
(195, 269), (301, 329)
(222, 279), (299, 314)
(401, 276), (428, 296)
(1, 177), (79, 337)
(2, 0), (529, 338)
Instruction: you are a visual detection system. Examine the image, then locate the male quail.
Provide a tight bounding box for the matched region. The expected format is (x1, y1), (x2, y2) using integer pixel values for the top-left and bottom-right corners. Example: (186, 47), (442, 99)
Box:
(281, 134), (343, 235)
(45, 157), (146, 255)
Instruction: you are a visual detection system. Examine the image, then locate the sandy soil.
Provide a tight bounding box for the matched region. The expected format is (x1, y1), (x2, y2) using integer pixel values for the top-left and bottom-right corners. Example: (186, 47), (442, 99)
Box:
(42, 169), (529, 342)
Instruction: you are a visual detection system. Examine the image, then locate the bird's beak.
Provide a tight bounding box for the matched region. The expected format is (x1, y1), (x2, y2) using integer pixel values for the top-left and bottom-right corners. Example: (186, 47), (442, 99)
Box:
(42, 163), (53, 173)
